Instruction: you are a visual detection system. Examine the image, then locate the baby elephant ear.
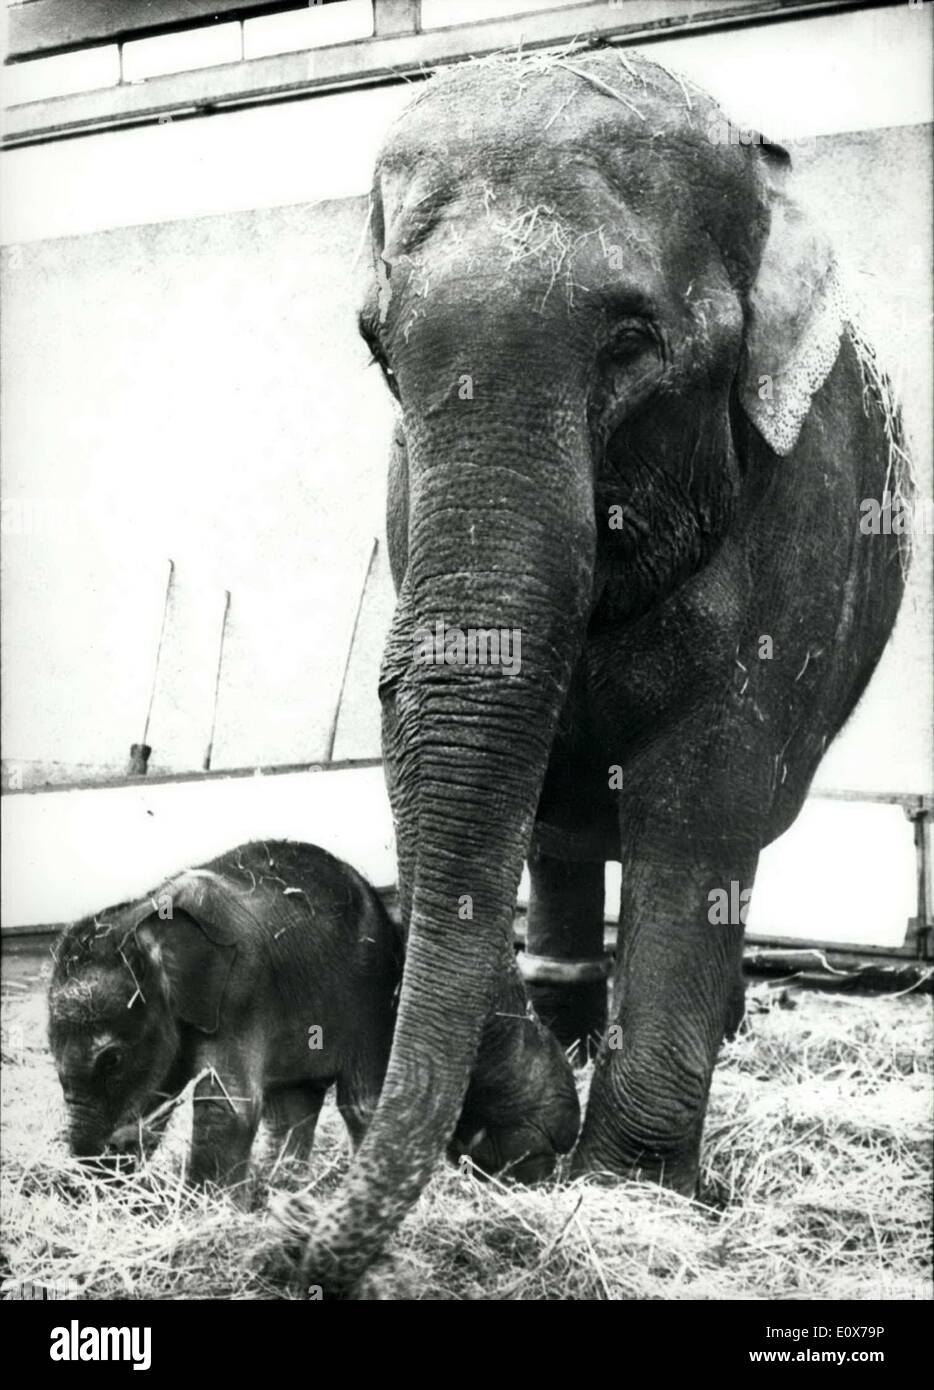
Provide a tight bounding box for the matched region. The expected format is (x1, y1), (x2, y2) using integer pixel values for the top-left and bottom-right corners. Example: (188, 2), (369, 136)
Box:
(740, 154), (846, 456)
(138, 871), (240, 1034)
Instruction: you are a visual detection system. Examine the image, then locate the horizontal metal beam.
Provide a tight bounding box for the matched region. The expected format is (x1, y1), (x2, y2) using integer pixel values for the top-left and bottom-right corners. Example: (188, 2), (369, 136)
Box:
(1, 755), (385, 797)
(3, 759), (927, 810)
(509, 918), (933, 991)
(739, 948), (933, 993)
(2, 0), (888, 148)
(512, 918), (933, 966)
(814, 789), (932, 812)
(4, 1), (307, 62)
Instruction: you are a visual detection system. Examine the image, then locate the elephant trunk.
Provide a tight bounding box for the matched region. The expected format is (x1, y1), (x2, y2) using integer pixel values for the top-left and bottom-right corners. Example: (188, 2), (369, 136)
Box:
(297, 391), (596, 1293)
(64, 1099), (111, 1157)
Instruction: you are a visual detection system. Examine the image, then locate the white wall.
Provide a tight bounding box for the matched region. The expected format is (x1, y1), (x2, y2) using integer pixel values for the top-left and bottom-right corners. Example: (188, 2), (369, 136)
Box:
(0, 4), (931, 940)
(2, 772), (927, 950)
(1, 196), (396, 779)
(2, 3), (931, 791)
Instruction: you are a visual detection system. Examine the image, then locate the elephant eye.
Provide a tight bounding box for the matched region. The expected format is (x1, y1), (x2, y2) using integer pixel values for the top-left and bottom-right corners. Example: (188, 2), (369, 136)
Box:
(371, 351), (400, 400)
(359, 310), (400, 400)
(95, 1047), (125, 1080)
(377, 359), (399, 398)
(606, 321), (650, 361)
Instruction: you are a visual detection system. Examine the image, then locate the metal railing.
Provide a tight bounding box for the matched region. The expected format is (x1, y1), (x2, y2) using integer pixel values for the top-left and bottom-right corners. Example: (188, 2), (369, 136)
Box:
(2, 0), (894, 146)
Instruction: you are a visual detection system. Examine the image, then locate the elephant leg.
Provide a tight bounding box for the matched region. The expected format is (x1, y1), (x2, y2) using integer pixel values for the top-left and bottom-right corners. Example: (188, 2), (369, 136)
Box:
(724, 970), (747, 1040)
(265, 1083), (328, 1164)
(523, 851), (608, 1063)
(574, 832), (754, 1195)
(450, 946), (580, 1182)
(334, 1004), (397, 1150)
(189, 1056), (262, 1190)
(336, 1059), (388, 1151)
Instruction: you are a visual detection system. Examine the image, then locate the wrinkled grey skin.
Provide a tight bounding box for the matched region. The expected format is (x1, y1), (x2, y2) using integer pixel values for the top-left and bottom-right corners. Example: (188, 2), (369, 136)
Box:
(49, 841), (402, 1183)
(49, 839), (574, 1191)
(285, 50), (907, 1294)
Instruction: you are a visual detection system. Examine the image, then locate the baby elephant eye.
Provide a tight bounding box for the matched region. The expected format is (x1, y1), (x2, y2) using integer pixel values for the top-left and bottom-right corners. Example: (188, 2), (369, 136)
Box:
(95, 1047), (125, 1079)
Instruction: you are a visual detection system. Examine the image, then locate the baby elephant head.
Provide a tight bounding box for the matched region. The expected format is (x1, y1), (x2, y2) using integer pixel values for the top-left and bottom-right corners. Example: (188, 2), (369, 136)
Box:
(48, 873), (238, 1159)
(450, 977), (581, 1184)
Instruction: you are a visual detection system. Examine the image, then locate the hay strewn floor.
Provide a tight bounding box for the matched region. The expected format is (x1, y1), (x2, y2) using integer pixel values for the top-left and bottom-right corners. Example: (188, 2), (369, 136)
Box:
(2, 979), (931, 1300)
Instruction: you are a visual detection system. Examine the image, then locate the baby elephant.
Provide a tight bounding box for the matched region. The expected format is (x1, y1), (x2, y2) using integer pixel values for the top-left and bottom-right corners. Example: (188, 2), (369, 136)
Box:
(48, 840), (402, 1186)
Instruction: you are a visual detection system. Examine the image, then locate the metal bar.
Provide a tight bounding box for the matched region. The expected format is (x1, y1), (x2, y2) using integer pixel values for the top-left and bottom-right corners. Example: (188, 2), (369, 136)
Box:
(604, 907), (932, 962)
(142, 557), (175, 749)
(512, 916), (933, 963)
(324, 537), (379, 764)
(507, 915), (933, 993)
(202, 589), (231, 772)
(4, 1), (304, 62)
(126, 558), (175, 777)
(2, 0), (889, 147)
(743, 928), (931, 962)
(818, 788), (932, 810)
(1, 755), (385, 797)
(739, 951), (933, 994)
(907, 802), (932, 958)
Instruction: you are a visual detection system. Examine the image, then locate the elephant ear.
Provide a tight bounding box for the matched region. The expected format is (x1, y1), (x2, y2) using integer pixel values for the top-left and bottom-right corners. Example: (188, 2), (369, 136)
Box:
(740, 144), (846, 456)
(136, 871), (241, 1034)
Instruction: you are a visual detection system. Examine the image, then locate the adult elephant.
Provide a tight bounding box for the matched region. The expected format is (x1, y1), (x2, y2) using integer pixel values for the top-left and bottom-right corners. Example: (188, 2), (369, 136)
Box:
(284, 48), (909, 1294)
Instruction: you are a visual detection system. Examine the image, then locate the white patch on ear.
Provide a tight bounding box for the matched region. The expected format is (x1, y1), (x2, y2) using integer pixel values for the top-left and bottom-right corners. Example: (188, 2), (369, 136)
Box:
(740, 172), (849, 457)
(744, 260), (846, 455)
(134, 919), (163, 968)
(142, 936), (162, 966)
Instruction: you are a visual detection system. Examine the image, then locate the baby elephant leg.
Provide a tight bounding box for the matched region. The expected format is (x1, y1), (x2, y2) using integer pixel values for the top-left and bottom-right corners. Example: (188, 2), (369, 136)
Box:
(336, 1058), (388, 1150)
(334, 1003), (395, 1150)
(189, 1057), (262, 1191)
(264, 1083), (328, 1164)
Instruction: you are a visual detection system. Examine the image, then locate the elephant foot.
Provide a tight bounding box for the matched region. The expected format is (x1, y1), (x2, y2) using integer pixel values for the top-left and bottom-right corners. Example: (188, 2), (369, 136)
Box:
(573, 1014), (713, 1197)
(266, 1190), (343, 1297)
(571, 1076), (701, 1196)
(570, 1141), (699, 1197)
(268, 1190), (407, 1300)
(263, 1190), (313, 1283)
(526, 979), (607, 1065)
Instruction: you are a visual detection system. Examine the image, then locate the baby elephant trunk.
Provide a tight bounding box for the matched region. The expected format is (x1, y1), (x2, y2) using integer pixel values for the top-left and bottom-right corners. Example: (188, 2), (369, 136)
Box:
(63, 1096), (111, 1158)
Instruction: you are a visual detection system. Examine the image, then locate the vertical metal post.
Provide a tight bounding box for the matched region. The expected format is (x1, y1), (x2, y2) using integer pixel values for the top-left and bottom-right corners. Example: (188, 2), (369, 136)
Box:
(906, 800), (932, 959)
(324, 537), (379, 764)
(128, 557), (174, 777)
(203, 589), (231, 772)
